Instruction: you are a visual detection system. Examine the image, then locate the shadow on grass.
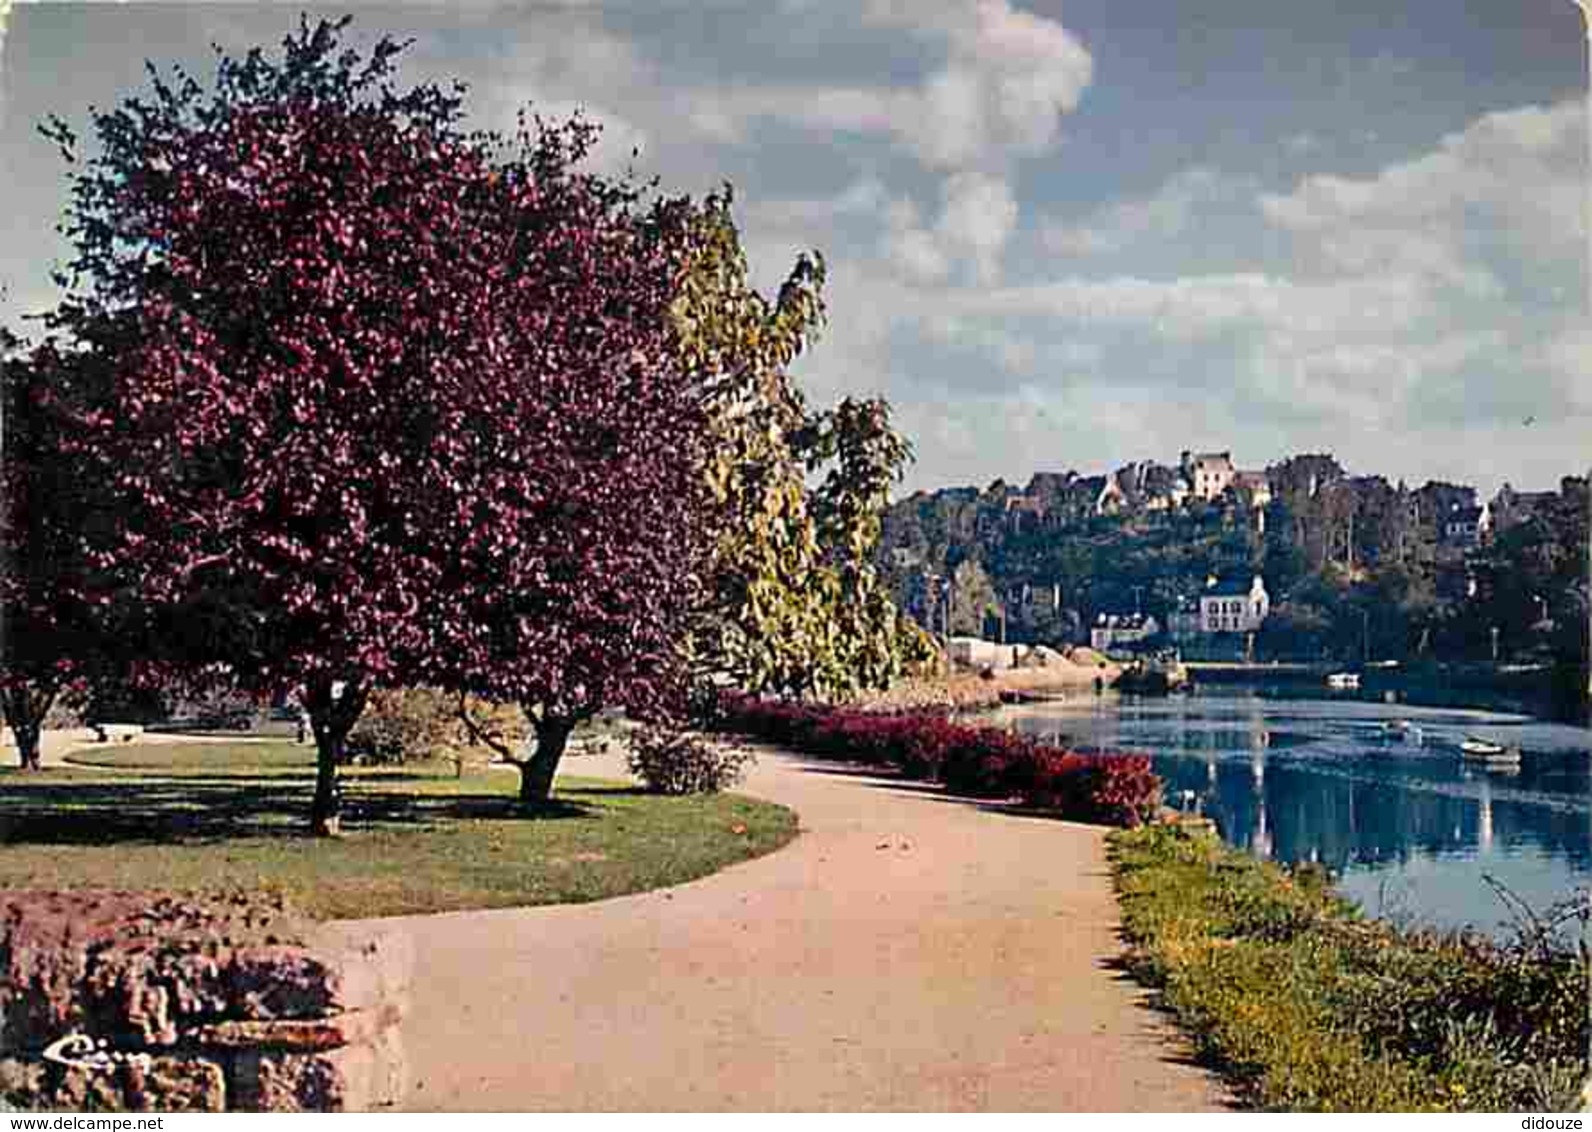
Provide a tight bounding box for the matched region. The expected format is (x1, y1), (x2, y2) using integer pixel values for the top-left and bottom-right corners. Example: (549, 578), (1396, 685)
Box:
(0, 774), (600, 846)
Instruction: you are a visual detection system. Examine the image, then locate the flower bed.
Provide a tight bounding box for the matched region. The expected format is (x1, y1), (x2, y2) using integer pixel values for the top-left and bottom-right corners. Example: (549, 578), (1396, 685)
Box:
(714, 694), (1160, 827)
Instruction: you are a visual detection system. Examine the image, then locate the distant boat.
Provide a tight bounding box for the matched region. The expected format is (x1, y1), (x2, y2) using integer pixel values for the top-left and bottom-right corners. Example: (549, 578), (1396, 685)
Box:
(1113, 653), (1189, 696)
(1326, 672), (1360, 690)
(1460, 736), (1521, 768)
(1381, 720), (1410, 735)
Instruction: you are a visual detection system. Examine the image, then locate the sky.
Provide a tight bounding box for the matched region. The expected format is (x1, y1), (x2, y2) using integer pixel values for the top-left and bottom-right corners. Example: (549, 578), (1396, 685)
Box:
(2, 1), (1588, 499)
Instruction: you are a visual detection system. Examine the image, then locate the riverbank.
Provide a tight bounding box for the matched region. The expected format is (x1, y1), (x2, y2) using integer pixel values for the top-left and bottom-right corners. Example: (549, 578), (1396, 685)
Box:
(1185, 660), (1589, 725)
(1111, 824), (1586, 1111)
(854, 651), (1120, 713)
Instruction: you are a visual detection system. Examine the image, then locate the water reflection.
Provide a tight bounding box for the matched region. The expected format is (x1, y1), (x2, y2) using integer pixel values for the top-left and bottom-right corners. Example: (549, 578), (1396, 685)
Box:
(997, 689), (1592, 936)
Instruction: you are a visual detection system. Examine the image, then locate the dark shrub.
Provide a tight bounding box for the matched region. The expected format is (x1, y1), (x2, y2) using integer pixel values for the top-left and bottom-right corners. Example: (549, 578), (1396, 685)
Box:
(346, 687), (461, 764)
(628, 727), (755, 795)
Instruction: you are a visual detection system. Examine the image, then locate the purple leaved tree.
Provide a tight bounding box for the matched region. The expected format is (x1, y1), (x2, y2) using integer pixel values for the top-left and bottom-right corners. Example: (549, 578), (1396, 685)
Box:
(41, 18), (659, 832)
(0, 331), (129, 769)
(42, 17), (713, 826)
(430, 122), (712, 809)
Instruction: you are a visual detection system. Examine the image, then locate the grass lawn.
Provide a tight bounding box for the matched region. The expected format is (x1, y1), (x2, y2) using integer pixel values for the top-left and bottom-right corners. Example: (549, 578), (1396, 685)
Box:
(0, 741), (797, 920)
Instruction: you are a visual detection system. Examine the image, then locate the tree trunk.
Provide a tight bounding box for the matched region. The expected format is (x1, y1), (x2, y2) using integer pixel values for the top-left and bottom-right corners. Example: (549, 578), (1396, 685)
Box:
(518, 715), (576, 809)
(3, 684), (54, 771)
(12, 720), (41, 771)
(304, 676), (369, 837)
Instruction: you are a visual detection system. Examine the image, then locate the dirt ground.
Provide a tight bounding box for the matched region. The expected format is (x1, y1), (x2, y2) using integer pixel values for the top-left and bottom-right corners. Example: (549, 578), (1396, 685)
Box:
(334, 746), (1227, 1112)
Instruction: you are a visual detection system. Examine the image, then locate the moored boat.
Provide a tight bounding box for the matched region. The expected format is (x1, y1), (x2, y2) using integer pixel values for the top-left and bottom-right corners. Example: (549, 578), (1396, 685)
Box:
(1460, 736), (1521, 768)
(1326, 672), (1360, 690)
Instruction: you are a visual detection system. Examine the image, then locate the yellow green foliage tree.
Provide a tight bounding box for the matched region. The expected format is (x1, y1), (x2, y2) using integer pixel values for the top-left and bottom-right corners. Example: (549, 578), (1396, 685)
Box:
(670, 191), (933, 700)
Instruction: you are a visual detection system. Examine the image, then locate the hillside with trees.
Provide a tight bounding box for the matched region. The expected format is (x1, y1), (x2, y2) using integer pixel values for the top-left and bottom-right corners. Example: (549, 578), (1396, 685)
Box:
(880, 452), (1589, 686)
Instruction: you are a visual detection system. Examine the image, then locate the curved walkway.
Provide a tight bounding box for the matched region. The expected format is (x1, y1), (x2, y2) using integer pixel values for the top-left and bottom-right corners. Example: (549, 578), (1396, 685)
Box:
(339, 746), (1227, 1112)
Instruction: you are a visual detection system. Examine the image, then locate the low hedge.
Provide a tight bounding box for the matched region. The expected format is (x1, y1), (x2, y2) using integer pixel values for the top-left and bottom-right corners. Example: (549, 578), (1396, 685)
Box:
(715, 694), (1160, 827)
(1111, 824), (1589, 1112)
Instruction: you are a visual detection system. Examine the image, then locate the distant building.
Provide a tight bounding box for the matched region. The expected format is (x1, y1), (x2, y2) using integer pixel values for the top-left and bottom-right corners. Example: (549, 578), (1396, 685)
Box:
(1111, 460), (1188, 512)
(1442, 503), (1490, 548)
(1199, 575), (1269, 634)
(1004, 494), (1048, 533)
(948, 636), (1020, 671)
(1090, 612), (1160, 654)
(1182, 451), (1236, 502)
(1231, 470), (1272, 510)
(1095, 475), (1130, 515)
(1490, 483), (1558, 533)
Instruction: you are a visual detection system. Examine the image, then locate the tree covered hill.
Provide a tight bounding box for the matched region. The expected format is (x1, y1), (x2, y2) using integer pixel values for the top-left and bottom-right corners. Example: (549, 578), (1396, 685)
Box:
(881, 453), (1589, 673)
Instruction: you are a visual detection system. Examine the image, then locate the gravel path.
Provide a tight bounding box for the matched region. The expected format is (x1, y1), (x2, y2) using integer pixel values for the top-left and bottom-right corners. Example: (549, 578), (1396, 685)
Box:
(338, 746), (1227, 1112)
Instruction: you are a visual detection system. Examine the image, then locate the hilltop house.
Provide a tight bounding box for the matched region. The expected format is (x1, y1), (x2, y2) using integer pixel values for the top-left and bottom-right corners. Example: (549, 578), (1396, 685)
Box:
(1200, 575), (1270, 634)
(1232, 469), (1272, 510)
(1442, 503), (1490, 549)
(1490, 483), (1559, 533)
(1182, 451), (1235, 501)
(1004, 493), (1048, 533)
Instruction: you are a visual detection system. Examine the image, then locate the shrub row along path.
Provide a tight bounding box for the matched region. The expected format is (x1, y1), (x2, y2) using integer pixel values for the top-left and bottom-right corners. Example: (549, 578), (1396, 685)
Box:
(333, 744), (1228, 1111)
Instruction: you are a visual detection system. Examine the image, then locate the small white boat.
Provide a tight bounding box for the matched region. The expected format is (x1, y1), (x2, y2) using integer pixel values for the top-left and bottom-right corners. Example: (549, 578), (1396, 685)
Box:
(1326, 672), (1360, 690)
(1460, 736), (1521, 767)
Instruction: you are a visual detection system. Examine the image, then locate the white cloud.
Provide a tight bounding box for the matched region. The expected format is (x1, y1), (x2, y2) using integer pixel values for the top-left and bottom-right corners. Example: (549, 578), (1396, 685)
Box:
(934, 171), (1017, 283)
(962, 271), (1434, 342)
(876, 172), (1018, 285)
(1041, 167), (1241, 257)
(1260, 99), (1586, 276)
(684, 0), (1092, 173)
(881, 198), (952, 284)
(743, 178), (890, 236)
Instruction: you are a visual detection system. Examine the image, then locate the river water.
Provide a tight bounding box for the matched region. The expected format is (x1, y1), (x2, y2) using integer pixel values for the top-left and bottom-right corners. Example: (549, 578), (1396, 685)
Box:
(994, 689), (1592, 939)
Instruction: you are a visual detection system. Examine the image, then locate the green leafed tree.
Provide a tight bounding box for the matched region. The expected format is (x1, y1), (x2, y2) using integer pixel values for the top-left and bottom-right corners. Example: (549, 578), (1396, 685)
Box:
(948, 558), (1000, 637)
(670, 191), (932, 700)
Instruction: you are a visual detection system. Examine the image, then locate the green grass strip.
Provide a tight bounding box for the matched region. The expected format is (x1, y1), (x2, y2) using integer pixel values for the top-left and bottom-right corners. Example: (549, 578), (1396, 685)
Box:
(0, 742), (797, 920)
(1110, 825), (1588, 1112)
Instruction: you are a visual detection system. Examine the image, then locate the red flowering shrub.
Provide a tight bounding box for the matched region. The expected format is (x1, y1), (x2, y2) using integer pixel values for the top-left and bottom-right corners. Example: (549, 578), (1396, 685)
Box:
(714, 691), (1161, 827)
(1021, 749), (1098, 814)
(1089, 754), (1162, 827)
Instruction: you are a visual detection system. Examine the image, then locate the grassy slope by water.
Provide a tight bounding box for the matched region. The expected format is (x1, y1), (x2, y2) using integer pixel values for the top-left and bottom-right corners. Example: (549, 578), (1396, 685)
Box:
(1111, 824), (1587, 1112)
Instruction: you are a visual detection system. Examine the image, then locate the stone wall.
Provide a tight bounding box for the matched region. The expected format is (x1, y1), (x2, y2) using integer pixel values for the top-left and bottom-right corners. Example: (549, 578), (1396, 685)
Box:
(0, 891), (410, 1112)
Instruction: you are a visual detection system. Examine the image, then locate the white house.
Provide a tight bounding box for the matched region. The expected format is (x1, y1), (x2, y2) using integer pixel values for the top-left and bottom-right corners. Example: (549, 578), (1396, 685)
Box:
(1090, 612), (1160, 653)
(1199, 575), (1269, 634)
